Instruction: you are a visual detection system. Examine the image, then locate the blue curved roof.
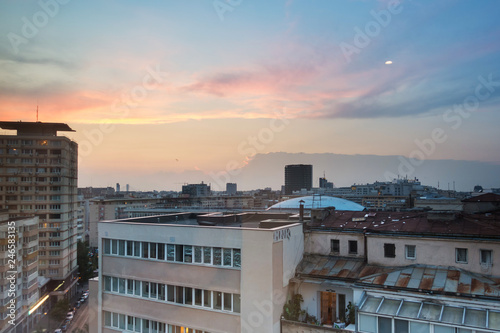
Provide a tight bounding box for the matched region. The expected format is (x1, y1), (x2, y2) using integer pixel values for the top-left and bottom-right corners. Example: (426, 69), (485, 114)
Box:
(268, 195), (365, 211)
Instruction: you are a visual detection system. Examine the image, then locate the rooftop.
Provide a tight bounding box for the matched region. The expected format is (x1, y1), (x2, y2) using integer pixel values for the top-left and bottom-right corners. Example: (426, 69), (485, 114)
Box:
(0, 121), (74, 136)
(268, 195), (365, 211)
(308, 210), (500, 239)
(297, 254), (500, 300)
(463, 193), (500, 203)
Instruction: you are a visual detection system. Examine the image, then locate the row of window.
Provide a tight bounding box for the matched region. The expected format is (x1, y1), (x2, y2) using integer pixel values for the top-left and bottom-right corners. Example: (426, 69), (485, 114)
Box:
(330, 240), (494, 264)
(3, 186), (61, 192)
(103, 275), (240, 313)
(4, 176), (62, 183)
(1, 139), (62, 146)
(104, 311), (210, 333)
(103, 239), (241, 268)
(359, 314), (484, 333)
(3, 167), (62, 174)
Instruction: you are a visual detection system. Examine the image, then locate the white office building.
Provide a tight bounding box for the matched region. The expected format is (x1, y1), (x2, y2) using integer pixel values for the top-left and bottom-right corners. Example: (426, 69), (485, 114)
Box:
(89, 213), (304, 333)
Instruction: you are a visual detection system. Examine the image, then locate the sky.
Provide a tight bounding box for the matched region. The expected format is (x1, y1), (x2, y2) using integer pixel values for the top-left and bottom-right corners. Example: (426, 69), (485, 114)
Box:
(1, 0), (499, 190)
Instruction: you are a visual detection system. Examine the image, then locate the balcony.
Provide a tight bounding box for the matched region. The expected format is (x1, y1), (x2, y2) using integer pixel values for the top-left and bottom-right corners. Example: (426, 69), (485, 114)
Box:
(281, 319), (353, 333)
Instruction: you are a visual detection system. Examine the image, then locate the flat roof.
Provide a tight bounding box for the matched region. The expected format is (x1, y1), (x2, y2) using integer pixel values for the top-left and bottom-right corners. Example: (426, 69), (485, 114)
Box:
(0, 121), (74, 135)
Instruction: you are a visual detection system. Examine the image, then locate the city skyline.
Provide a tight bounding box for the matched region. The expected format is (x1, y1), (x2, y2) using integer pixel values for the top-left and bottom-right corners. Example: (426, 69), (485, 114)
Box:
(1, 1), (500, 190)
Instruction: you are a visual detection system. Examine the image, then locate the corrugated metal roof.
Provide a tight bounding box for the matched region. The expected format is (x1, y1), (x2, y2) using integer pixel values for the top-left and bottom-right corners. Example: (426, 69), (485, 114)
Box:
(297, 255), (500, 299)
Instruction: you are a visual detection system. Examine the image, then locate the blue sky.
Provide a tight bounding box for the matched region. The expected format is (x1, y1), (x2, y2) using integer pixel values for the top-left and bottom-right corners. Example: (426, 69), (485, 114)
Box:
(0, 0), (499, 189)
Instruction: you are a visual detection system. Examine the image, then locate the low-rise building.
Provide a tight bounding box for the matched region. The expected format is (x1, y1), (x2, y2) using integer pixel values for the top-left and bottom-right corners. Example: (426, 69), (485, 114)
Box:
(89, 212), (304, 333)
(286, 209), (500, 332)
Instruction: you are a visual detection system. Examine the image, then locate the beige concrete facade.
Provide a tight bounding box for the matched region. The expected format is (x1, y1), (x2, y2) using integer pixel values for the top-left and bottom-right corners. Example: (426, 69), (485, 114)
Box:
(90, 217), (304, 333)
(0, 213), (39, 333)
(366, 234), (500, 276)
(0, 130), (79, 283)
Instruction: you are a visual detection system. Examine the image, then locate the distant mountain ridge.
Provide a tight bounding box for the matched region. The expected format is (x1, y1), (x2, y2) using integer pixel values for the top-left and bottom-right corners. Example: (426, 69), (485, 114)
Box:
(82, 152), (500, 192)
(214, 152), (500, 192)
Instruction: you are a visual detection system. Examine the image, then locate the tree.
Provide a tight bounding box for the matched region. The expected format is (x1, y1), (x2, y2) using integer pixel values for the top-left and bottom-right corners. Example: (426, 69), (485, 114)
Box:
(50, 298), (70, 323)
(77, 240), (92, 282)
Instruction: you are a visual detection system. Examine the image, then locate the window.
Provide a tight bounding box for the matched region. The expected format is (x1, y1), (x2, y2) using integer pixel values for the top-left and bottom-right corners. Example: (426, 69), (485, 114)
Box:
(233, 249), (241, 268)
(176, 286), (184, 304)
(405, 245), (416, 259)
(142, 282), (150, 298)
(480, 249), (492, 265)
(126, 241), (133, 256)
(185, 287), (192, 305)
(150, 243), (157, 259)
(348, 240), (358, 254)
(184, 245), (192, 263)
(224, 293), (232, 311)
(157, 243), (165, 260)
(214, 291), (222, 310)
(118, 240), (125, 256)
(203, 290), (211, 307)
(223, 248), (232, 266)
(134, 241), (141, 257)
(384, 243), (396, 258)
(167, 285), (175, 302)
(331, 239), (340, 253)
(194, 246), (202, 263)
(142, 242), (149, 258)
(175, 245), (184, 262)
(167, 244), (175, 261)
(213, 247), (222, 265)
(158, 284), (165, 300)
(194, 289), (202, 306)
(103, 239), (110, 254)
(127, 279), (134, 295)
(456, 248), (468, 263)
(203, 247), (211, 264)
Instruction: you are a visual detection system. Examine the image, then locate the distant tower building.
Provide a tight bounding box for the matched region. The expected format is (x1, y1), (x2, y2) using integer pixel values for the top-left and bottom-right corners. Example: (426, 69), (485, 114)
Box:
(182, 182), (211, 197)
(126, 184), (130, 192)
(0, 121), (79, 299)
(319, 177), (334, 189)
(284, 164), (312, 195)
(116, 183), (121, 193)
(226, 183), (237, 195)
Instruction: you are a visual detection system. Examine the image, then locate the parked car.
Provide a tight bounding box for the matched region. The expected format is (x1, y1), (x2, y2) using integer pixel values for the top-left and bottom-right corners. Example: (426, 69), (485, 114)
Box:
(54, 329), (62, 333)
(66, 313), (74, 321)
(60, 324), (68, 332)
(76, 301), (81, 308)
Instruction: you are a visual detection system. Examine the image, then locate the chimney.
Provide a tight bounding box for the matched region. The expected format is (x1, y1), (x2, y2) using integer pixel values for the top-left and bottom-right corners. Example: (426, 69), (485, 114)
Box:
(299, 200), (305, 222)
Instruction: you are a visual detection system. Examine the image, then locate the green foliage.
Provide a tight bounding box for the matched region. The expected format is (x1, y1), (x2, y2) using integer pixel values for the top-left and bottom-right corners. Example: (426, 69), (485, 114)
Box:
(77, 241), (93, 282)
(50, 298), (70, 323)
(346, 301), (355, 324)
(283, 294), (306, 321)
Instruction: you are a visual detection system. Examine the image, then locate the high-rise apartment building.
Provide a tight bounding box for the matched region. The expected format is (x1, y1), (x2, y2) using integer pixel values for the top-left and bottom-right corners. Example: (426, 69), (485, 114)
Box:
(0, 210), (40, 333)
(284, 164), (312, 195)
(0, 121), (79, 299)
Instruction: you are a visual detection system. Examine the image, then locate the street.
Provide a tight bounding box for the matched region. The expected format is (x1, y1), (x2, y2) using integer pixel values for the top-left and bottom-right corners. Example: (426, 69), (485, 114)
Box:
(68, 299), (89, 332)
